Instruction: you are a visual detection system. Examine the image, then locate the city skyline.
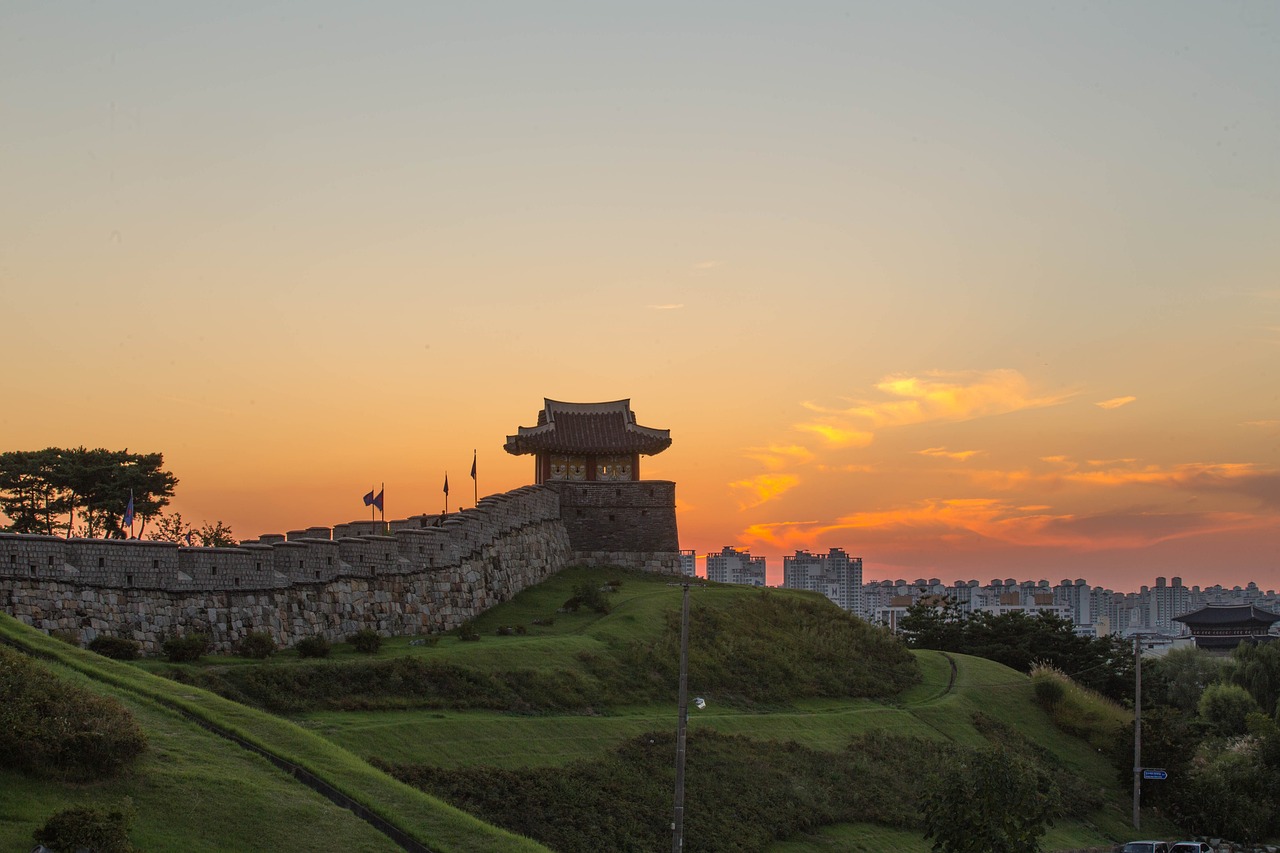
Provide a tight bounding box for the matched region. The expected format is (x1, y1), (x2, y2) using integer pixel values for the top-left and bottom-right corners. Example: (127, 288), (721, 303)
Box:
(3, 3), (1277, 592)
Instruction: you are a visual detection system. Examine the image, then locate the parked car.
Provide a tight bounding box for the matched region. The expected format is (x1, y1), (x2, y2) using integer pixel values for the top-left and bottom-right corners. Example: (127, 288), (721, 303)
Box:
(1169, 844), (1212, 853)
(1122, 843), (1169, 853)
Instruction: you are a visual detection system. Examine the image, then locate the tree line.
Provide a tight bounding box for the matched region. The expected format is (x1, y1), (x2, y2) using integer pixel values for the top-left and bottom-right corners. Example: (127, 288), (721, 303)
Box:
(0, 447), (177, 538)
(897, 598), (1135, 702)
(0, 446), (235, 545)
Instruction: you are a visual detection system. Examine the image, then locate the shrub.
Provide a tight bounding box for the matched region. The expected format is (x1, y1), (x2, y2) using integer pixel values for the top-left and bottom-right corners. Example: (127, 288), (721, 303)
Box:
(33, 802), (135, 853)
(349, 628), (382, 654)
(237, 631), (276, 659)
(531, 617), (555, 627)
(457, 621), (480, 642)
(0, 645), (147, 780)
(162, 632), (207, 662)
(496, 625), (514, 636)
(89, 635), (141, 661)
(294, 636), (331, 659)
(562, 582), (613, 615)
(1032, 671), (1066, 707)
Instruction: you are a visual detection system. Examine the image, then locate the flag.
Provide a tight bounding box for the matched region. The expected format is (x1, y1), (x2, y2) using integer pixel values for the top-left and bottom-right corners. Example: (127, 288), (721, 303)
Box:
(443, 474), (449, 496)
(362, 488), (375, 507)
(470, 451), (477, 480)
(185, 531), (193, 547)
(372, 488), (384, 512)
(123, 490), (135, 528)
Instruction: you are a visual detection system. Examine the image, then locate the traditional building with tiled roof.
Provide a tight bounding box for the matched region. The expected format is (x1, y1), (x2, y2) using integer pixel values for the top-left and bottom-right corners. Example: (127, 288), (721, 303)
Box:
(1173, 603), (1280, 651)
(504, 399), (672, 484)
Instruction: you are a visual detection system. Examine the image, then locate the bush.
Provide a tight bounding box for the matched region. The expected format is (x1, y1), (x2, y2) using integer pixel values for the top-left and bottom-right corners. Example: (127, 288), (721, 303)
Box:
(457, 621), (480, 642)
(237, 631), (276, 659)
(33, 802), (135, 853)
(162, 632), (207, 662)
(1032, 671), (1066, 707)
(562, 583), (613, 615)
(89, 635), (141, 661)
(0, 645), (147, 780)
(294, 636), (331, 659)
(349, 628), (382, 654)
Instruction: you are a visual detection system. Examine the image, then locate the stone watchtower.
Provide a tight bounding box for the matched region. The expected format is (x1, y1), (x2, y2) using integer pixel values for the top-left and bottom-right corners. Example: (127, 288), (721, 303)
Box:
(504, 399), (680, 568)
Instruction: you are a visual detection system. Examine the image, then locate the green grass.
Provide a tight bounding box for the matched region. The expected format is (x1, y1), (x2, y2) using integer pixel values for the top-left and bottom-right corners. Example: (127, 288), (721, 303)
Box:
(2, 567), (1162, 851)
(0, 613), (551, 853)
(1, 660), (397, 852)
(766, 818), (1120, 852)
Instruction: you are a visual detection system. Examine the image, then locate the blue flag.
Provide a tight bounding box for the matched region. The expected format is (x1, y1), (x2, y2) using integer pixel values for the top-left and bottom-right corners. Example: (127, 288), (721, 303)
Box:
(362, 488), (375, 507)
(443, 474), (449, 496)
(123, 490), (135, 528)
(372, 489), (384, 512)
(470, 451), (477, 480)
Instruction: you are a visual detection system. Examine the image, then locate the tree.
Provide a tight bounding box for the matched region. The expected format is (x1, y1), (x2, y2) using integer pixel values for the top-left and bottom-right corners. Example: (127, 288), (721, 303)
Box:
(1227, 640), (1280, 717)
(1145, 645), (1224, 713)
(898, 601), (1133, 703)
(196, 520), (236, 547)
(1199, 682), (1262, 738)
(0, 447), (177, 538)
(923, 747), (1059, 853)
(148, 512), (193, 544)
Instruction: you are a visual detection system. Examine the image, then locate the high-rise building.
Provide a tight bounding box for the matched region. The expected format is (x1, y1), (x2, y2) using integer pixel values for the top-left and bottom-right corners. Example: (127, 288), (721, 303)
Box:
(705, 547), (766, 587)
(678, 549), (697, 578)
(782, 548), (864, 615)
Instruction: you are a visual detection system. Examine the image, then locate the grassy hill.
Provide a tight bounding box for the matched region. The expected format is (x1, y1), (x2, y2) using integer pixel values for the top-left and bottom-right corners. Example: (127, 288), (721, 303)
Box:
(3, 566), (1157, 851)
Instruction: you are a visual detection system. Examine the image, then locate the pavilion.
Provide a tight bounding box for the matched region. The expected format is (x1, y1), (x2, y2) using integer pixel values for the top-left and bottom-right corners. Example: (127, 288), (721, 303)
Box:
(1173, 603), (1280, 651)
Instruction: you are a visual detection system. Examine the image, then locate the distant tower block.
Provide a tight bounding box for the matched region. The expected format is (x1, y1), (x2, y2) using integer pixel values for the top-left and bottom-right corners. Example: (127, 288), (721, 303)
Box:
(505, 398), (679, 562)
(503, 398), (672, 484)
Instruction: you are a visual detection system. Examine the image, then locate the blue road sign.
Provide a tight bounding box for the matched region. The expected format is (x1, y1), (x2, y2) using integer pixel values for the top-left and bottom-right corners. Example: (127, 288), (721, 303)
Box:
(1142, 769), (1168, 780)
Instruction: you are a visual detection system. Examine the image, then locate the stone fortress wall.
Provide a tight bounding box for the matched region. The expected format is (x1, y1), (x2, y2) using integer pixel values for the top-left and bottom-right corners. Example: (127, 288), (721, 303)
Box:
(0, 481), (681, 654)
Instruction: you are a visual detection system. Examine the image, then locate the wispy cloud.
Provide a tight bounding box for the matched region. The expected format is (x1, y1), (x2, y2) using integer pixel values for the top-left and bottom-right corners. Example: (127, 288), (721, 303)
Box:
(1096, 396), (1137, 410)
(796, 369), (1071, 446)
(743, 444), (815, 471)
(740, 498), (1271, 555)
(794, 423), (875, 447)
(692, 260), (722, 270)
(648, 303), (685, 310)
(960, 457), (1280, 506)
(1243, 420), (1280, 428)
(728, 473), (800, 509)
(916, 447), (982, 461)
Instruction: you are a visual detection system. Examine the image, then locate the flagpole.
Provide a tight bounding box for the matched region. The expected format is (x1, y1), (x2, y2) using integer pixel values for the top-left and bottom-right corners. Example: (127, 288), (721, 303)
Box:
(370, 485), (375, 524)
(380, 482), (385, 529)
(472, 449), (478, 507)
(444, 472), (449, 515)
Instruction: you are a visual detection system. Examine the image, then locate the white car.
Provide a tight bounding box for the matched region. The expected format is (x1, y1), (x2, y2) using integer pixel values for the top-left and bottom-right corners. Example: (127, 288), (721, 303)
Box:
(1170, 844), (1212, 853)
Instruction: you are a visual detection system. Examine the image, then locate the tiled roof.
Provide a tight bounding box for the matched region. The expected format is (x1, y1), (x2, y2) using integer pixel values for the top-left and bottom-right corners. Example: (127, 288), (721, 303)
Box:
(1173, 604), (1280, 626)
(504, 399), (672, 456)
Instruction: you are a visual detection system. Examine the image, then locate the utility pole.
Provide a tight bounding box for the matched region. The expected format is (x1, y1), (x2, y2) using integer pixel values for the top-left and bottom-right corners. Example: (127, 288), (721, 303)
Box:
(1132, 633), (1143, 829)
(672, 581), (690, 853)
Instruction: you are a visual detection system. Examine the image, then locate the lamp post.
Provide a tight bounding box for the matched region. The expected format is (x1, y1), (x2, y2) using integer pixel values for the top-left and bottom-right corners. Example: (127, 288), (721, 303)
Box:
(1132, 632), (1143, 829)
(672, 581), (691, 853)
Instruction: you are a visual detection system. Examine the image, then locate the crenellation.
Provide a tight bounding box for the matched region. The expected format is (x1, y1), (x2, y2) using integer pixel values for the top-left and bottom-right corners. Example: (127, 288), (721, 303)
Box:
(1, 481), (677, 653)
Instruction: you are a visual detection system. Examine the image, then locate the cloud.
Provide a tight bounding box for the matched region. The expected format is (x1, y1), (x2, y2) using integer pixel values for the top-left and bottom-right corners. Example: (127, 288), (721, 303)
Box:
(741, 497), (1274, 556)
(648, 303), (685, 310)
(742, 444), (816, 471)
(728, 473), (800, 509)
(1243, 420), (1280, 428)
(796, 369), (1071, 445)
(794, 423), (875, 447)
(1096, 396), (1137, 410)
(958, 457), (1280, 506)
(692, 260), (722, 270)
(916, 447), (982, 461)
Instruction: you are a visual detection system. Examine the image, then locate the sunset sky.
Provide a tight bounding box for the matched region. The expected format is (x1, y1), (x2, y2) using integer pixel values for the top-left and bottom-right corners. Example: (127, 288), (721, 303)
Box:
(3, 2), (1278, 591)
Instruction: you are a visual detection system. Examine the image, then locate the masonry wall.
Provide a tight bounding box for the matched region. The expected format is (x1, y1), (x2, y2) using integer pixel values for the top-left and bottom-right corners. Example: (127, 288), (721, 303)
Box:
(545, 480), (680, 571)
(0, 486), (577, 654)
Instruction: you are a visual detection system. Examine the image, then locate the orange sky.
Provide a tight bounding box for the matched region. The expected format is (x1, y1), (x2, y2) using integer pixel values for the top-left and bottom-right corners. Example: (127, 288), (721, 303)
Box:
(2, 3), (1277, 592)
